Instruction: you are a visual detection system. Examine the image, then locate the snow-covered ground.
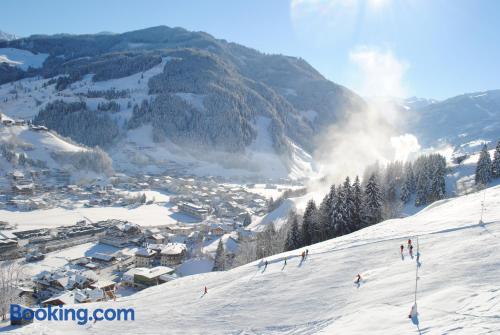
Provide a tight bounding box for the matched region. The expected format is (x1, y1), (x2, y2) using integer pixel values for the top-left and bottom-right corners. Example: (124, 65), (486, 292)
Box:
(5, 185), (500, 334)
(0, 123), (88, 170)
(0, 203), (198, 232)
(16, 242), (121, 278)
(0, 48), (48, 70)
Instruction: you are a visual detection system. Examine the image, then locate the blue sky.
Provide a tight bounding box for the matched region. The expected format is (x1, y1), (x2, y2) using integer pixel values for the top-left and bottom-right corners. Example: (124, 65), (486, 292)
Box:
(1, 0), (499, 99)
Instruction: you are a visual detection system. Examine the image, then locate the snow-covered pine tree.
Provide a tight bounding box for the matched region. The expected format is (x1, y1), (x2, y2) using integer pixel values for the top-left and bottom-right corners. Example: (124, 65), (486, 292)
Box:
(352, 176), (363, 231)
(475, 144), (492, 185)
(341, 176), (356, 234)
(363, 174), (383, 226)
(492, 140), (500, 179)
(429, 154), (446, 202)
(213, 239), (226, 271)
(326, 185), (337, 239)
(332, 183), (349, 237)
(285, 213), (302, 251)
(400, 162), (414, 203)
(302, 199), (318, 246)
(318, 190), (332, 242)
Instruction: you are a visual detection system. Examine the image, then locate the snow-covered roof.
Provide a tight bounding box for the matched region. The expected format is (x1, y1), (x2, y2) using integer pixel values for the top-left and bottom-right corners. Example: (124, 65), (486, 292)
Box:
(42, 291), (75, 305)
(92, 253), (115, 261)
(160, 243), (187, 255)
(135, 248), (155, 257)
(0, 230), (17, 240)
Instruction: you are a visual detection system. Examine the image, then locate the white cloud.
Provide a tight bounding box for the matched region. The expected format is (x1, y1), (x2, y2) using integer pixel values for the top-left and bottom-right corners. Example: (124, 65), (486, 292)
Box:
(349, 47), (409, 98)
(312, 46), (418, 190)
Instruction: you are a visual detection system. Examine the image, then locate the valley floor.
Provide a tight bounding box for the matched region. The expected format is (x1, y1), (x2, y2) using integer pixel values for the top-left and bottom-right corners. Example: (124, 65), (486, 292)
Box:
(4, 186), (500, 334)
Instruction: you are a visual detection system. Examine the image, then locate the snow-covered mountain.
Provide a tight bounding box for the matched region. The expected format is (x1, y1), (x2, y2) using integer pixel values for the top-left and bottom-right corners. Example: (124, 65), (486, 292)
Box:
(0, 26), (365, 179)
(0, 30), (19, 42)
(8, 184), (500, 334)
(408, 90), (500, 151)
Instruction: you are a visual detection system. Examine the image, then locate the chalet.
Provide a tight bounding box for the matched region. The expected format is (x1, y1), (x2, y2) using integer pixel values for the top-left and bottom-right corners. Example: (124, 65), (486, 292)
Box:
(144, 228), (166, 244)
(11, 171), (25, 181)
(91, 253), (116, 263)
(74, 288), (105, 303)
(30, 125), (48, 132)
(0, 230), (18, 252)
(160, 243), (187, 266)
(100, 222), (142, 247)
(134, 248), (156, 267)
(12, 182), (35, 195)
(42, 291), (75, 306)
(208, 224), (226, 237)
(165, 225), (194, 236)
(74, 280), (116, 303)
(33, 269), (97, 298)
(128, 266), (175, 288)
(25, 250), (44, 262)
(178, 201), (209, 220)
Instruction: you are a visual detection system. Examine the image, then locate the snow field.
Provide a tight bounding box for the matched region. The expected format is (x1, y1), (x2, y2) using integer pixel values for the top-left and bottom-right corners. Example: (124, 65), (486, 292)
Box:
(5, 185), (500, 334)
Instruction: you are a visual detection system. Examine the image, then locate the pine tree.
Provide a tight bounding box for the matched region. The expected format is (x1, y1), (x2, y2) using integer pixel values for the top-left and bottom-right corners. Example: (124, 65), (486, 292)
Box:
(363, 174), (382, 226)
(475, 144), (492, 185)
(285, 214), (302, 251)
(341, 177), (356, 234)
(401, 161), (414, 203)
(414, 171), (428, 206)
(302, 199), (317, 246)
(400, 181), (411, 203)
(213, 239), (226, 271)
(318, 192), (331, 242)
(325, 185), (337, 239)
(429, 154), (446, 202)
(492, 140), (500, 179)
(352, 176), (363, 231)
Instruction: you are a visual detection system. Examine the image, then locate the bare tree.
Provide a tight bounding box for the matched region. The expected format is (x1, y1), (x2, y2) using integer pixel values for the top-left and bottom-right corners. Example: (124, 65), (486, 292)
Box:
(0, 261), (25, 320)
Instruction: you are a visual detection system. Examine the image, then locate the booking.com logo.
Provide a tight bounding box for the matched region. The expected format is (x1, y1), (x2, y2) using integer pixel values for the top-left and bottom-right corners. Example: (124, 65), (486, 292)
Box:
(10, 304), (135, 325)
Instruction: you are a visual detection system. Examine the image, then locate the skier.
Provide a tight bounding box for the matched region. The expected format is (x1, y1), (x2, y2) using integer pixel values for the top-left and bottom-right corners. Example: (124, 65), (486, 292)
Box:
(407, 238), (412, 249)
(400, 245), (404, 254)
(204, 286), (208, 295)
(306, 249), (309, 257)
(301, 251), (305, 261)
(409, 244), (414, 258)
(355, 273), (362, 284)
(284, 256), (287, 266)
(408, 303), (417, 319)
(264, 260), (268, 269)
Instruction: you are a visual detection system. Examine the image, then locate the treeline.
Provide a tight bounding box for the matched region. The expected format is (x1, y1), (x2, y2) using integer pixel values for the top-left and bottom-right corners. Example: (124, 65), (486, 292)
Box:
(475, 141), (500, 185)
(285, 154), (447, 251)
(285, 174), (382, 251)
(83, 89), (130, 100)
(97, 101), (120, 113)
(34, 100), (120, 147)
(42, 52), (162, 84)
(232, 153), (448, 266)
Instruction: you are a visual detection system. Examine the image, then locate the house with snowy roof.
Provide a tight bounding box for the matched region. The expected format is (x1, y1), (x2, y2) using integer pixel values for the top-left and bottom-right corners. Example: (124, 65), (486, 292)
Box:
(134, 247), (156, 267)
(160, 243), (187, 266)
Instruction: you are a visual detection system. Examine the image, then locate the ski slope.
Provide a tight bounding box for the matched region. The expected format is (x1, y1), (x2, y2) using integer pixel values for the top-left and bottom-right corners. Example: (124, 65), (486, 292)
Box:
(5, 186), (500, 334)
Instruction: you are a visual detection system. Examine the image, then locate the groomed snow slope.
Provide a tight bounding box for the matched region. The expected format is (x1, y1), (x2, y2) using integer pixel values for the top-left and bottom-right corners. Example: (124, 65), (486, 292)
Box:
(7, 186), (500, 334)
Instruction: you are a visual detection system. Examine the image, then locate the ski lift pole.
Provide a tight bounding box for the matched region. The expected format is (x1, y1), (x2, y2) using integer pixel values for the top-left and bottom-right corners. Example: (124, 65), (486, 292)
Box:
(414, 236), (420, 305)
(480, 190), (486, 224)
